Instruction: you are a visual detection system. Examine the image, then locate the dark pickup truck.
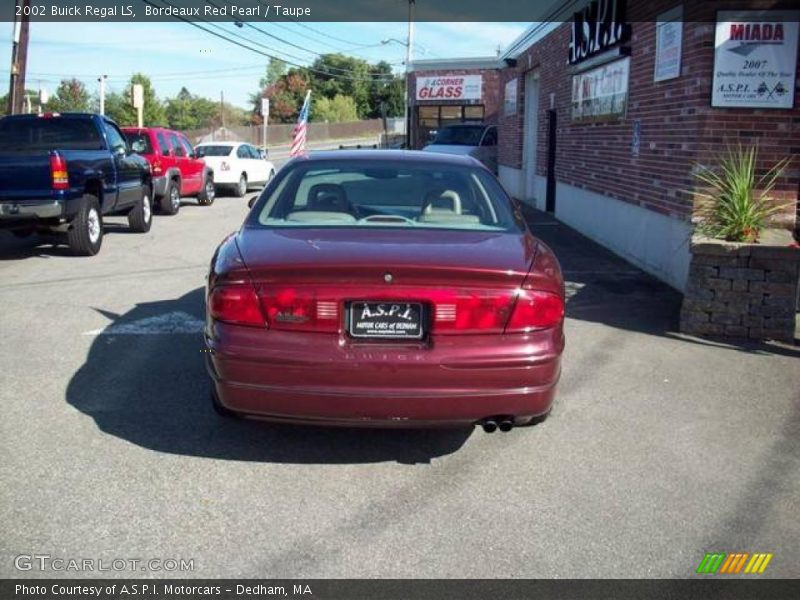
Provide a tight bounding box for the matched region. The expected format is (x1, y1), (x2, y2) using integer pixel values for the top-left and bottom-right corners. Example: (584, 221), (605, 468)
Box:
(0, 112), (153, 256)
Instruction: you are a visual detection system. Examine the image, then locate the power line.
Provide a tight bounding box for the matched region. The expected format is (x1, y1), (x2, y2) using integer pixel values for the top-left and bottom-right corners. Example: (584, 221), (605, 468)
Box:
(142, 0), (396, 84)
(207, 0), (402, 74)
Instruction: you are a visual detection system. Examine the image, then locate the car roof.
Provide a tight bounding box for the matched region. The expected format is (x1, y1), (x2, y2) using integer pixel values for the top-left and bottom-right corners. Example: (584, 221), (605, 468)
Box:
(196, 141), (240, 147)
(293, 149), (480, 167)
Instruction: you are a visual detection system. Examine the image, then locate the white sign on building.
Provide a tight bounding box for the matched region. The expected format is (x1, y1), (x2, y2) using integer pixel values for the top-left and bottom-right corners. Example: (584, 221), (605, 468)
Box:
(504, 78), (518, 115)
(416, 75), (482, 101)
(654, 6), (683, 82)
(712, 11), (799, 109)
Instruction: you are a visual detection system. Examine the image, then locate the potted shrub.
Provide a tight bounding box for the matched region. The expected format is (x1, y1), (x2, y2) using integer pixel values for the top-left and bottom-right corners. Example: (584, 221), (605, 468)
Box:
(692, 144), (791, 243)
(680, 145), (798, 342)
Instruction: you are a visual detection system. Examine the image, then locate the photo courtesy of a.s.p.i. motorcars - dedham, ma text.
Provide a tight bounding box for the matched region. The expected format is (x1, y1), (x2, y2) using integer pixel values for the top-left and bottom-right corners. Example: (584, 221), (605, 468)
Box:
(0, 1), (798, 599)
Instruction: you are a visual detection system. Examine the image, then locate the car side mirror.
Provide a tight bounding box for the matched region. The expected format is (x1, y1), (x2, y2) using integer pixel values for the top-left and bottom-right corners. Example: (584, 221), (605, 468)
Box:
(247, 195), (258, 209)
(162, 149), (171, 157)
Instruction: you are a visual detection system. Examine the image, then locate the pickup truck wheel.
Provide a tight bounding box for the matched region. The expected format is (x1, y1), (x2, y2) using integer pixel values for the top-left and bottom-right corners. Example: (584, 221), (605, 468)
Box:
(67, 195), (103, 256)
(128, 188), (153, 233)
(197, 176), (215, 206)
(161, 180), (180, 215)
(235, 174), (247, 198)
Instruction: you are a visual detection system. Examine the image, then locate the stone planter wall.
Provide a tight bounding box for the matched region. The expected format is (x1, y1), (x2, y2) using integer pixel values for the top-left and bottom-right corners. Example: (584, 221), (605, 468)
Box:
(680, 236), (799, 342)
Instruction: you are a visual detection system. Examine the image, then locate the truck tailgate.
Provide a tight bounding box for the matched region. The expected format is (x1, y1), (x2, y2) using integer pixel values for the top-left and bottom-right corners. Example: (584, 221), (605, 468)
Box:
(0, 154), (53, 201)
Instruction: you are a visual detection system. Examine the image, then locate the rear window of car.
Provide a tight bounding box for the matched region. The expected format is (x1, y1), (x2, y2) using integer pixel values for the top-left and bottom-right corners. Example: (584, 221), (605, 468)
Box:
(124, 132), (154, 154)
(431, 126), (485, 146)
(0, 117), (105, 152)
(251, 159), (519, 232)
(196, 145), (233, 157)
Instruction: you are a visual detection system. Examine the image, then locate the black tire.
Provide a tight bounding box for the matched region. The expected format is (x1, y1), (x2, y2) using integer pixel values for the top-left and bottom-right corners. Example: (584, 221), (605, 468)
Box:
(128, 187), (153, 233)
(234, 173), (247, 198)
(161, 179), (180, 216)
(211, 388), (239, 419)
(66, 194), (103, 256)
(197, 174), (216, 206)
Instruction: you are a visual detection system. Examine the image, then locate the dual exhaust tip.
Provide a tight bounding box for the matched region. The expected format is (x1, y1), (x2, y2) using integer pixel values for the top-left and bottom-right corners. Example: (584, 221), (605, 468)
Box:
(481, 416), (514, 433)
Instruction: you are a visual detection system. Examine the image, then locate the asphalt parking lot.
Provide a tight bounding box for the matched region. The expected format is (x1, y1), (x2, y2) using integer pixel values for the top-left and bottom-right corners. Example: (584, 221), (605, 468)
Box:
(0, 186), (798, 579)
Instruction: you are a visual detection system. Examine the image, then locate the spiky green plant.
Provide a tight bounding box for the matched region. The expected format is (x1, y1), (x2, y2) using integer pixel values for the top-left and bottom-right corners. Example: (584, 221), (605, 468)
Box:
(693, 144), (791, 242)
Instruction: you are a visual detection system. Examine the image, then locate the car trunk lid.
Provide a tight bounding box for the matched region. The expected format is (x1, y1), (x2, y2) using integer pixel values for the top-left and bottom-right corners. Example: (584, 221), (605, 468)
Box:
(230, 227), (541, 335)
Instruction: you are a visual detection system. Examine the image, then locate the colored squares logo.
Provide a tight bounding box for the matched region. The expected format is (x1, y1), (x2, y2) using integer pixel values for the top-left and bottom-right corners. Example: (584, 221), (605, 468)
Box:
(696, 552), (773, 574)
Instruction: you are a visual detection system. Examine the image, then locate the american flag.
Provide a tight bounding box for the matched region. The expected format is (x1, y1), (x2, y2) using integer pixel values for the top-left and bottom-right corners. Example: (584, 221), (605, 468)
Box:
(289, 91), (311, 157)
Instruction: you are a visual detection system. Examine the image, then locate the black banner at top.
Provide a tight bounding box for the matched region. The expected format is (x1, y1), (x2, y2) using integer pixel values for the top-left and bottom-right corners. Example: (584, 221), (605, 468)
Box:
(3, 0), (557, 23)
(6, 0), (800, 23)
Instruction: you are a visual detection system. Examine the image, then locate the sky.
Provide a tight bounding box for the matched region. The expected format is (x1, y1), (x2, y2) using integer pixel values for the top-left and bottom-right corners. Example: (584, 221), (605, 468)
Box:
(0, 21), (528, 108)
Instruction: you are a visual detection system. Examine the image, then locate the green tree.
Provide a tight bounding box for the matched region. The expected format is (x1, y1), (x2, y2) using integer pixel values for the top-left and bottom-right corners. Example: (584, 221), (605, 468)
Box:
(307, 54), (372, 119)
(313, 94), (358, 123)
(368, 61), (404, 119)
(0, 88), (39, 116)
(104, 73), (166, 126)
(248, 54), (404, 123)
(263, 58), (287, 88)
(46, 78), (91, 113)
(164, 87), (222, 131)
(256, 71), (309, 124)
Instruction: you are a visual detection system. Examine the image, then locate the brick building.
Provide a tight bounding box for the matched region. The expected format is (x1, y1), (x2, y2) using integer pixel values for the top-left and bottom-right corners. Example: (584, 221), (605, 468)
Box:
(409, 1), (799, 292)
(407, 58), (503, 149)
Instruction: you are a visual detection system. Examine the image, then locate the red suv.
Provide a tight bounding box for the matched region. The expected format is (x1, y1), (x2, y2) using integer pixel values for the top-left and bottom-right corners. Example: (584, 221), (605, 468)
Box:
(122, 127), (215, 215)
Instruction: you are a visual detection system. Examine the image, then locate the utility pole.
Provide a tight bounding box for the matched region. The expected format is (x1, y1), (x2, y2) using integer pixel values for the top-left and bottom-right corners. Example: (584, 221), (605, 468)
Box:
(7, 0), (31, 115)
(98, 75), (107, 115)
(405, 0), (415, 149)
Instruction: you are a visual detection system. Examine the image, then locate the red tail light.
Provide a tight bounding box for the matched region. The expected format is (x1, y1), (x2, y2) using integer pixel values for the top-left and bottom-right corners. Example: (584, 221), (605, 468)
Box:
(258, 287), (339, 333)
(432, 291), (515, 334)
(505, 290), (564, 333)
(50, 154), (69, 190)
(212, 283), (563, 335)
(209, 284), (266, 327)
(151, 159), (163, 175)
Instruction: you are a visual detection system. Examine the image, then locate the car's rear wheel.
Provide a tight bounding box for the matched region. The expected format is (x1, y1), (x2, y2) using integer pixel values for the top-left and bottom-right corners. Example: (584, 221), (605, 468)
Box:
(210, 388), (239, 419)
(161, 179), (180, 215)
(128, 187), (153, 233)
(198, 175), (215, 206)
(67, 194), (103, 256)
(234, 174), (247, 197)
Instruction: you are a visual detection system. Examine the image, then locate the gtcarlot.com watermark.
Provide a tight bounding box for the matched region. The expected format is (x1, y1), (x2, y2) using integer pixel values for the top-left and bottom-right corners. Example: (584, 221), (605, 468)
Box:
(14, 554), (194, 572)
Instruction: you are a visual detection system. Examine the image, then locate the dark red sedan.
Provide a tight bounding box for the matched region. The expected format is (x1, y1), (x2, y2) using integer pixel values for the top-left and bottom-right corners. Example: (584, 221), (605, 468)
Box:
(205, 151), (564, 432)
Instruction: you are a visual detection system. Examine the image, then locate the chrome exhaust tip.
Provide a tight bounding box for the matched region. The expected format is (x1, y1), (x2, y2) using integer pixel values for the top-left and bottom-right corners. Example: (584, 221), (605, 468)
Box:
(481, 419), (498, 433)
(498, 418), (514, 432)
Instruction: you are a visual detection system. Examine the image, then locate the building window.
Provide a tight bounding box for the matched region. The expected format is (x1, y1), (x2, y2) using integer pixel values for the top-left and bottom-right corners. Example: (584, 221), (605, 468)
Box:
(415, 105), (486, 145)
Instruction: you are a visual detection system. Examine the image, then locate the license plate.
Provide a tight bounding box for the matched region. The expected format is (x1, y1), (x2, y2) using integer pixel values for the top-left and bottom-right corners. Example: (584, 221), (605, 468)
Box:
(349, 301), (424, 339)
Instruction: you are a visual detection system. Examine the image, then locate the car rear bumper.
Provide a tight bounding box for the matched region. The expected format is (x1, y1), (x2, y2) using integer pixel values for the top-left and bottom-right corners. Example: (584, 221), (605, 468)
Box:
(212, 172), (239, 186)
(205, 323), (563, 427)
(0, 199), (63, 221)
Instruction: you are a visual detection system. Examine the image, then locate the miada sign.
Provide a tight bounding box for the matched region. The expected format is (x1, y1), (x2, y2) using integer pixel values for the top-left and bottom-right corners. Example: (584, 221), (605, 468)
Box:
(416, 75), (482, 101)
